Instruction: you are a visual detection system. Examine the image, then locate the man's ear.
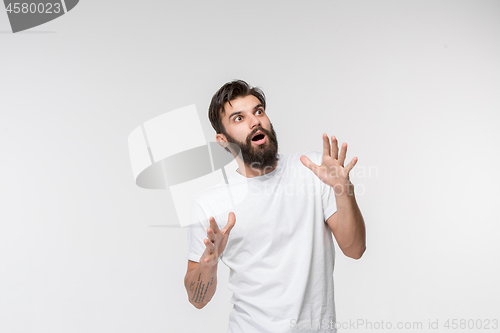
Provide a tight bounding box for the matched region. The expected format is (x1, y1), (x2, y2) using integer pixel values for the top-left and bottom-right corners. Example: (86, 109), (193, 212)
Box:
(216, 133), (228, 148)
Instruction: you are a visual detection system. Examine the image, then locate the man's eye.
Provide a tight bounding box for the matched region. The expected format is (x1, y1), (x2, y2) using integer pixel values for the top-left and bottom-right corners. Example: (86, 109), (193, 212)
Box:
(256, 109), (263, 114)
(235, 116), (242, 121)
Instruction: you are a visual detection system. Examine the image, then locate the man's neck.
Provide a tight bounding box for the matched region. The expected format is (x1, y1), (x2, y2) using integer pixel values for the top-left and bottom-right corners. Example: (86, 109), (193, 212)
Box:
(236, 160), (278, 178)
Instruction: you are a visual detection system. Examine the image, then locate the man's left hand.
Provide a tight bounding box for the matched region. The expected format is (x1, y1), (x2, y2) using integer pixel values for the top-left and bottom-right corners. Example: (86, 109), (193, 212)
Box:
(300, 133), (358, 195)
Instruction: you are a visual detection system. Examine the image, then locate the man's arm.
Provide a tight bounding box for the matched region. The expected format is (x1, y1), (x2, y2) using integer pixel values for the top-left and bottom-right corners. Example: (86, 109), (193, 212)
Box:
(326, 190), (366, 259)
(184, 213), (236, 309)
(300, 133), (366, 259)
(184, 260), (218, 309)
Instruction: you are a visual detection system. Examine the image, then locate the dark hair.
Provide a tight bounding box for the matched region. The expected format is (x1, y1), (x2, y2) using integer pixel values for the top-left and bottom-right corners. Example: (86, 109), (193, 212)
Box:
(208, 80), (266, 135)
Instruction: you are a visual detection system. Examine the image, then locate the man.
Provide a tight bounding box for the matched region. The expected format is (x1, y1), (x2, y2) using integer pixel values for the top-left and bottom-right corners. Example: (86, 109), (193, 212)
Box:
(184, 80), (366, 333)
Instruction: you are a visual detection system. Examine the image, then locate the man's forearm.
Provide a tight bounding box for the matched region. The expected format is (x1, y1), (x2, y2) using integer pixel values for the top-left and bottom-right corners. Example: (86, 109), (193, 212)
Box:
(335, 184), (366, 259)
(184, 262), (218, 309)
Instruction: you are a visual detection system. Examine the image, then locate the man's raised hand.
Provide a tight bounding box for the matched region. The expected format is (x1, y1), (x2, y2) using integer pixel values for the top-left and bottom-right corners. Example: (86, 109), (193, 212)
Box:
(201, 212), (236, 266)
(300, 133), (358, 195)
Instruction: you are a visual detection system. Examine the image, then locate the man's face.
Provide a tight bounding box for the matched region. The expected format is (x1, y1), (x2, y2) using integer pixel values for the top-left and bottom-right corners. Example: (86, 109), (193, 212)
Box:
(216, 95), (279, 171)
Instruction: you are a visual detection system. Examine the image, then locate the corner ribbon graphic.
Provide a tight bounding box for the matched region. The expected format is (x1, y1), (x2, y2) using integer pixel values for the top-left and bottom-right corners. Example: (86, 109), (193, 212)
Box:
(4, 0), (79, 33)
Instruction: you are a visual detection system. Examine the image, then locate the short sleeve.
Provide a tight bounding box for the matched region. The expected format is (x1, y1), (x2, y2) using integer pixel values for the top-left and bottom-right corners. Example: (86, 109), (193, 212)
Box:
(306, 151), (338, 221)
(321, 178), (337, 222)
(186, 200), (209, 262)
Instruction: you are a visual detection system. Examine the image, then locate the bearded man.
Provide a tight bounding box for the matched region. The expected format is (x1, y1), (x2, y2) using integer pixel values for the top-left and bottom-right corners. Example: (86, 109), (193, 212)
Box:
(184, 80), (366, 333)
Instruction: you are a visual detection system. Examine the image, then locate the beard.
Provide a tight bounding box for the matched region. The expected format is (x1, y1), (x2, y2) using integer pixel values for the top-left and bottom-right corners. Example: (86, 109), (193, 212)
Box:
(223, 123), (279, 172)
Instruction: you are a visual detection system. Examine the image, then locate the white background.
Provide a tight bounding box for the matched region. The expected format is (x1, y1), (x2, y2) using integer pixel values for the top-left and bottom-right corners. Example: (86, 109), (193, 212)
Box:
(1, 1), (499, 332)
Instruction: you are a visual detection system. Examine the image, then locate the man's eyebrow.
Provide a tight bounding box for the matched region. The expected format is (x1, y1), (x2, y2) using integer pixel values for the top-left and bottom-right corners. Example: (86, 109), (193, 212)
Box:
(228, 104), (264, 120)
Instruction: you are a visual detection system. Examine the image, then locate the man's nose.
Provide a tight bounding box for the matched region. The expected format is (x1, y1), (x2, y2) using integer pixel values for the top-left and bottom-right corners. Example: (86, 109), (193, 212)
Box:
(249, 114), (261, 128)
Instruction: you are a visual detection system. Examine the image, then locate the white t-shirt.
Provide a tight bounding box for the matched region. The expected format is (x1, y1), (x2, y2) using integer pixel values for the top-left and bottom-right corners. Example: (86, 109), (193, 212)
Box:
(186, 151), (338, 333)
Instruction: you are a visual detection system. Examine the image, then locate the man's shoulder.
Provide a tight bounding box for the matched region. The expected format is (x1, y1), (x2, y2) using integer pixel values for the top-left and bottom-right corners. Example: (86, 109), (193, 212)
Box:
(283, 151), (322, 166)
(277, 151), (323, 183)
(191, 170), (245, 208)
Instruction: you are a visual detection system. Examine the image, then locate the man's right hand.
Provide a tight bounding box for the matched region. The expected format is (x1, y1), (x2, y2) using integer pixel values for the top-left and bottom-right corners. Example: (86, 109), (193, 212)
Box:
(200, 212), (236, 266)
(184, 212), (236, 309)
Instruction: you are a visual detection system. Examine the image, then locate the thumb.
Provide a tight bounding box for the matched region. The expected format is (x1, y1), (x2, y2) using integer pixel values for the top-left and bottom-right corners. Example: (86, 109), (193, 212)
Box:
(222, 212), (236, 235)
(300, 155), (318, 174)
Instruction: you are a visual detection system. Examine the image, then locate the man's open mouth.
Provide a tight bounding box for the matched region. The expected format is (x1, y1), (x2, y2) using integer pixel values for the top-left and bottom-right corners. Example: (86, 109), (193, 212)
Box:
(250, 130), (267, 145)
(251, 133), (265, 141)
